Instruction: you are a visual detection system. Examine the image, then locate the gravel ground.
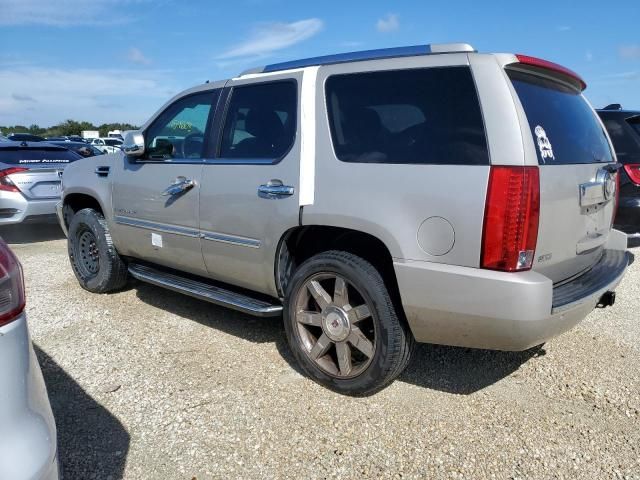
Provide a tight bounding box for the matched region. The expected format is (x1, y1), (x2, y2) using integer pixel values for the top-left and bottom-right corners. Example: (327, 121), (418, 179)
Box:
(2, 224), (639, 480)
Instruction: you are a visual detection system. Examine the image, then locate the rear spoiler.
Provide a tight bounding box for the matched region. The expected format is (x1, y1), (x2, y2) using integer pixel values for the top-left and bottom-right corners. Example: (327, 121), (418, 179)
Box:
(507, 54), (587, 91)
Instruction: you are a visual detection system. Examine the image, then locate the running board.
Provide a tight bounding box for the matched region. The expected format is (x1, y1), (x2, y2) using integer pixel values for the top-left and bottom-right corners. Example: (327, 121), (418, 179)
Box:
(128, 263), (283, 317)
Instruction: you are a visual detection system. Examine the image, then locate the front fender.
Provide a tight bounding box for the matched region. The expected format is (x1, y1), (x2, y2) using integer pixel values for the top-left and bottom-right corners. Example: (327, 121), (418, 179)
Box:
(62, 153), (120, 223)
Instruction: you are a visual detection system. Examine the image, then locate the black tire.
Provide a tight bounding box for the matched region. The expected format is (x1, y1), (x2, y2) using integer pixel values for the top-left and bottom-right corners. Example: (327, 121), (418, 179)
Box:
(67, 208), (128, 293)
(283, 250), (414, 396)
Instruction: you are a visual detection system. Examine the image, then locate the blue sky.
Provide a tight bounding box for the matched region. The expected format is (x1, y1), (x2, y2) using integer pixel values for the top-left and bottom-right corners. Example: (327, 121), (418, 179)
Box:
(1, 0), (638, 126)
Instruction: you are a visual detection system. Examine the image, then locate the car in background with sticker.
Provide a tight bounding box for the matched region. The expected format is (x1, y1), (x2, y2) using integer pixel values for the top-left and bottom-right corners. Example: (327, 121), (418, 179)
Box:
(57, 44), (629, 396)
(597, 104), (640, 237)
(0, 141), (83, 225)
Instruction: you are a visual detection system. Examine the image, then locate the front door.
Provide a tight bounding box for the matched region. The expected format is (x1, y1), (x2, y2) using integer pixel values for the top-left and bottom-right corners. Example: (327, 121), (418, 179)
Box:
(199, 75), (303, 296)
(111, 89), (219, 276)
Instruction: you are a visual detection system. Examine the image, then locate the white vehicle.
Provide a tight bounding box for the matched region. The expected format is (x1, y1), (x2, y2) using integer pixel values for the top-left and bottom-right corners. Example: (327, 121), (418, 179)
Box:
(107, 130), (124, 140)
(90, 137), (123, 154)
(0, 238), (59, 479)
(81, 130), (99, 141)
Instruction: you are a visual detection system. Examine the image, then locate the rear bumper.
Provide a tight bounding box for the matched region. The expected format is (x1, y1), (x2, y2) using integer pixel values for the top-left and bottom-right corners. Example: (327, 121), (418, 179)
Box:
(394, 231), (629, 351)
(0, 190), (59, 225)
(0, 314), (59, 480)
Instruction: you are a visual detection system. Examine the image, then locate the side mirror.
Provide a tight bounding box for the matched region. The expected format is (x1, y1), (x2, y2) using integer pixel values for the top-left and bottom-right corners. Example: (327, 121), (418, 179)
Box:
(123, 131), (145, 157)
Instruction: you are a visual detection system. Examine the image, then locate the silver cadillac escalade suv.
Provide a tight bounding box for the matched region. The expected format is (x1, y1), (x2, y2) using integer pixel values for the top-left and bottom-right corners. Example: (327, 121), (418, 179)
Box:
(57, 43), (629, 395)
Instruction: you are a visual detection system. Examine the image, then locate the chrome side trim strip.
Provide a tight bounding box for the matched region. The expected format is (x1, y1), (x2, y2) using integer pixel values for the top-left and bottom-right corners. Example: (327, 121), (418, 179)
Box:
(115, 216), (261, 248)
(114, 216), (200, 238)
(201, 231), (261, 248)
(128, 263), (282, 317)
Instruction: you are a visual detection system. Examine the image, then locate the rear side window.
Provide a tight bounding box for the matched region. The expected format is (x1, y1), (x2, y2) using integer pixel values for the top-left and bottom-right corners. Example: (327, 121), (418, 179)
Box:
(0, 148), (81, 164)
(598, 113), (640, 164)
(220, 81), (297, 160)
(508, 70), (613, 165)
(326, 67), (489, 165)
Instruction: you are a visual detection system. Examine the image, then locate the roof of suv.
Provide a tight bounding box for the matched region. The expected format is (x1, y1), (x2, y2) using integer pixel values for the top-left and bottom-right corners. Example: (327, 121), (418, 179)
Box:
(239, 42), (476, 76)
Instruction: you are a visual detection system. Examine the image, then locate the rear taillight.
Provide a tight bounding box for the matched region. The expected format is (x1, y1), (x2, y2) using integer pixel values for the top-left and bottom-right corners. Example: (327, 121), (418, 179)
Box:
(514, 54), (587, 90)
(624, 164), (640, 185)
(0, 167), (28, 193)
(481, 166), (540, 272)
(0, 238), (26, 327)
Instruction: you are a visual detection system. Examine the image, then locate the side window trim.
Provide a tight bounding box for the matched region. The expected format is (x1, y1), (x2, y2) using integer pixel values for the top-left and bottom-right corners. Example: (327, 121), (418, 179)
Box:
(211, 78), (299, 165)
(136, 89), (220, 164)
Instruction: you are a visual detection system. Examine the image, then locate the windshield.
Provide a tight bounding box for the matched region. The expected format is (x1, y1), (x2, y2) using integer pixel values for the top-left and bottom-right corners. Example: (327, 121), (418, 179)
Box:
(0, 148), (81, 164)
(508, 70), (614, 165)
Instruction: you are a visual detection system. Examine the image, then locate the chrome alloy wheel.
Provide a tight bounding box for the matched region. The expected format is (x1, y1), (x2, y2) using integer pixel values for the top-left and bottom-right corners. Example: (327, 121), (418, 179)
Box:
(294, 273), (376, 378)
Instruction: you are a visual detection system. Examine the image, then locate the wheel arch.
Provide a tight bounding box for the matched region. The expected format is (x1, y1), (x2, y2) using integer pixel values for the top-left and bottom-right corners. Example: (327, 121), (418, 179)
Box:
(274, 225), (405, 318)
(62, 191), (108, 229)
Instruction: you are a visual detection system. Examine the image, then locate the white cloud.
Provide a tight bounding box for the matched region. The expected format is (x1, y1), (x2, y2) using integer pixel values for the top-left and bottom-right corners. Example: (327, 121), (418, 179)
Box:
(0, 0), (143, 26)
(376, 14), (399, 33)
(218, 18), (323, 59)
(127, 47), (152, 65)
(586, 51), (593, 62)
(556, 25), (571, 32)
(0, 67), (175, 125)
(619, 44), (640, 60)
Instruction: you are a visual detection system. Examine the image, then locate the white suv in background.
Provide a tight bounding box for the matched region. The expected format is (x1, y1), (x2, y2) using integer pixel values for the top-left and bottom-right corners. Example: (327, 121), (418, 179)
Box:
(90, 137), (122, 154)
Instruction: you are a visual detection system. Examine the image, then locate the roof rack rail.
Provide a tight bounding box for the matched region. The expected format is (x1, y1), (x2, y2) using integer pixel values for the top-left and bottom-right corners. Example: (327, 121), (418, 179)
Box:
(239, 43), (476, 76)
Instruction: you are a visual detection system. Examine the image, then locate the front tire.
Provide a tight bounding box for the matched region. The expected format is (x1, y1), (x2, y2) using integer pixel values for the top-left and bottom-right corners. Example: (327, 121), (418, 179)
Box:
(283, 250), (414, 396)
(67, 208), (128, 293)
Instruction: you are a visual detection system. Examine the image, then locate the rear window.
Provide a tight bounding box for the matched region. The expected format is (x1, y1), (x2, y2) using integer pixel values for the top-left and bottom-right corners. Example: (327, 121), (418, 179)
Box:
(598, 113), (640, 164)
(104, 139), (122, 146)
(326, 67), (489, 165)
(0, 148), (82, 164)
(508, 70), (613, 165)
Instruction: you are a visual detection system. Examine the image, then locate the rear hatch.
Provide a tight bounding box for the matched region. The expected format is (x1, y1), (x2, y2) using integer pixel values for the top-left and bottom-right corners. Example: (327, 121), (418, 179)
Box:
(0, 144), (82, 199)
(506, 62), (618, 284)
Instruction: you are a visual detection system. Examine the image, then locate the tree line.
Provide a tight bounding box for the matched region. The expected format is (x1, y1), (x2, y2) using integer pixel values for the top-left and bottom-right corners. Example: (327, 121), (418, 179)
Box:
(0, 120), (139, 138)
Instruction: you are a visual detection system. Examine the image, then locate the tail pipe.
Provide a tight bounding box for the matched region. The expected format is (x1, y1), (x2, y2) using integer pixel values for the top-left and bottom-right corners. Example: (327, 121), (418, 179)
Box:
(596, 291), (616, 308)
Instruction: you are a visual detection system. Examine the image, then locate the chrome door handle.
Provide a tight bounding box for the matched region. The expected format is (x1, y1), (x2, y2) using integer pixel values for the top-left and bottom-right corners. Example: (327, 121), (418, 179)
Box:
(258, 180), (294, 199)
(95, 166), (110, 177)
(162, 177), (195, 196)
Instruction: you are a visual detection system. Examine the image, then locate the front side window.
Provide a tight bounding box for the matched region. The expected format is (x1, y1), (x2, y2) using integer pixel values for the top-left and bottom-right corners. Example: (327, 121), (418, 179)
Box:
(144, 90), (218, 160)
(326, 67), (489, 165)
(220, 81), (297, 160)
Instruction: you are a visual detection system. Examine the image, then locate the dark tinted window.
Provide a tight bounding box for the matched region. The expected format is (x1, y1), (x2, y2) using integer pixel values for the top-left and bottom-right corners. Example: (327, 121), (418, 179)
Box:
(508, 70), (613, 165)
(145, 90), (218, 160)
(326, 67), (489, 165)
(598, 113), (640, 164)
(0, 147), (82, 164)
(220, 81), (297, 160)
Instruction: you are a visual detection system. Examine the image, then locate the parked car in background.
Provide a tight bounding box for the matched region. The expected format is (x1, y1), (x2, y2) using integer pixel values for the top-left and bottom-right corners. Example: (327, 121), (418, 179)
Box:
(58, 44), (629, 395)
(48, 141), (104, 158)
(90, 137), (122, 154)
(7, 133), (46, 142)
(0, 141), (82, 225)
(0, 238), (59, 479)
(597, 104), (640, 237)
(46, 136), (87, 143)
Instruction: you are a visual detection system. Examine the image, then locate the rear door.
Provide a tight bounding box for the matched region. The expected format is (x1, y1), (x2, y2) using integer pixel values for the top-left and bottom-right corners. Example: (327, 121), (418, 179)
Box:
(507, 68), (617, 283)
(0, 146), (81, 199)
(198, 74), (302, 296)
